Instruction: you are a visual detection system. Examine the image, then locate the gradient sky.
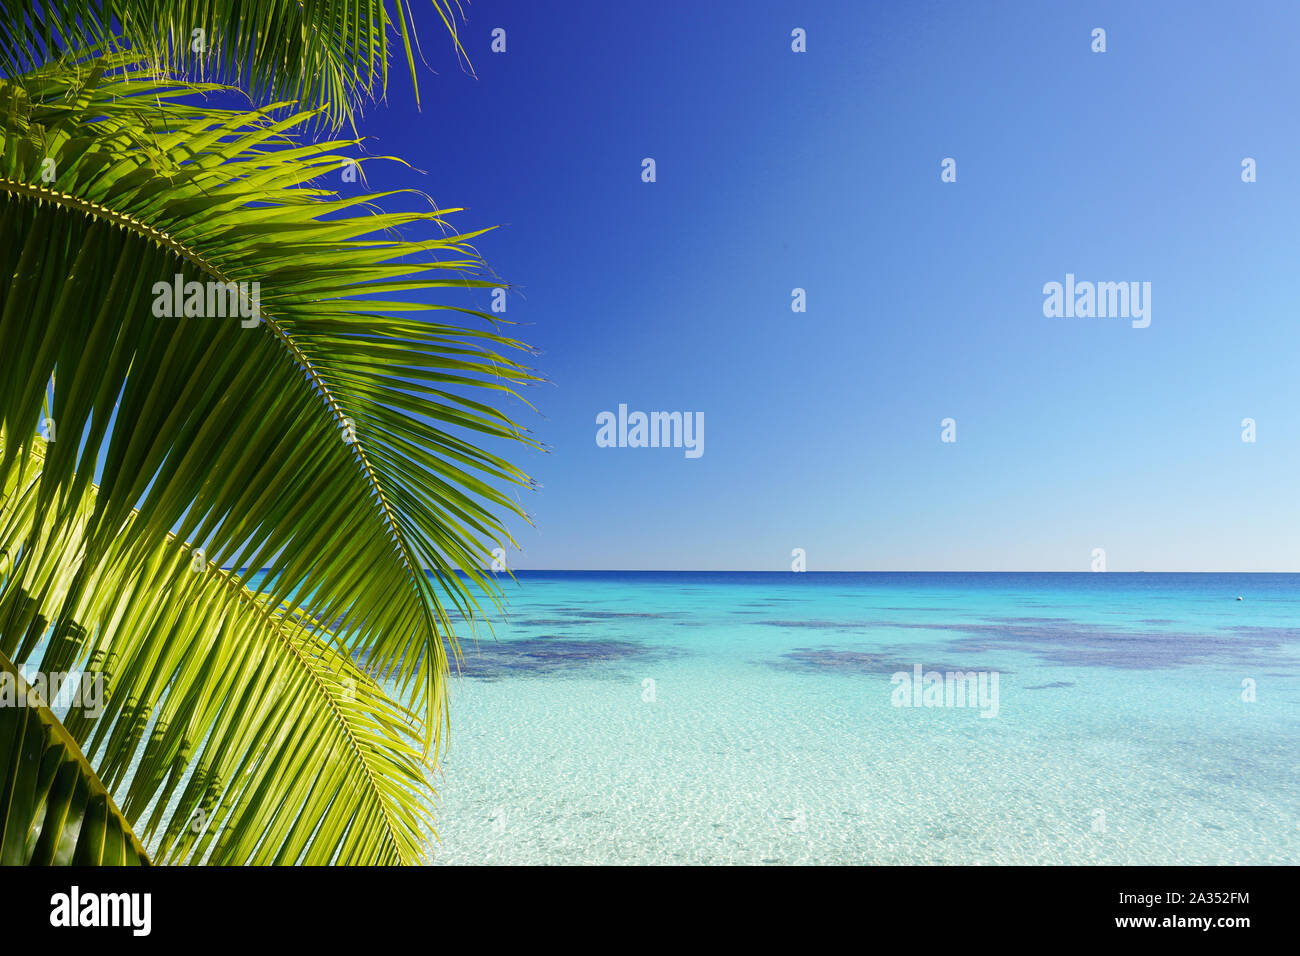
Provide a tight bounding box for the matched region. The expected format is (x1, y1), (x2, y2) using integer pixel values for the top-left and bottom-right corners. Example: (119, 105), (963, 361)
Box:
(350, 0), (1300, 571)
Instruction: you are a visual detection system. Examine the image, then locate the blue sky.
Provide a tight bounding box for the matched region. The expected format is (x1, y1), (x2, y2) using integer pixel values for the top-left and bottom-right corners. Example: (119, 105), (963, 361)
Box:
(353, 0), (1300, 571)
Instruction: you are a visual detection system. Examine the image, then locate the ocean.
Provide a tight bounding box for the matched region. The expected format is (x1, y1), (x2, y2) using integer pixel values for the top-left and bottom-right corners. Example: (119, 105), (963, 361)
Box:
(422, 571), (1300, 864)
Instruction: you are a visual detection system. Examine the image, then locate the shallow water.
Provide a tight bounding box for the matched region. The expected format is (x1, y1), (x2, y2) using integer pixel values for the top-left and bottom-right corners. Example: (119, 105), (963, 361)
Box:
(424, 572), (1300, 864)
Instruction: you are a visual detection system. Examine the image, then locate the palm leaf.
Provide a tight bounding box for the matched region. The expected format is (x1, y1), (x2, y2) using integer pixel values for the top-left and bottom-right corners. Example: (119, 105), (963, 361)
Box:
(2, 437), (440, 864)
(1, 55), (539, 728)
(0, 56), (538, 862)
(0, 1), (471, 128)
(0, 647), (150, 865)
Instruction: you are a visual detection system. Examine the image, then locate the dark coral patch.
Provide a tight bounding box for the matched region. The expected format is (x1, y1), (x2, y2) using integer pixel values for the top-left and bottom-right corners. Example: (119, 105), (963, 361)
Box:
(757, 619), (879, 630)
(904, 620), (1300, 671)
(450, 636), (678, 680)
(568, 610), (679, 619)
(772, 647), (1000, 676)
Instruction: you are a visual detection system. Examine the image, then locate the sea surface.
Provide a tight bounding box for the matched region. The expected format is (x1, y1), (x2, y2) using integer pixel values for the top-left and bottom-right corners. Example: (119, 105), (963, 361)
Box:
(420, 572), (1300, 865)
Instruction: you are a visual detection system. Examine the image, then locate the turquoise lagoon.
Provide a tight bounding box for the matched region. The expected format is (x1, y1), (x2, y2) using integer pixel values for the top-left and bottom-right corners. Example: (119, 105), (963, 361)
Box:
(423, 572), (1300, 865)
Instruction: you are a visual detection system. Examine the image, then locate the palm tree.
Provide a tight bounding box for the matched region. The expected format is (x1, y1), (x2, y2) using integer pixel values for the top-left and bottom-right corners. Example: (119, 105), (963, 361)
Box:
(0, 5), (537, 864)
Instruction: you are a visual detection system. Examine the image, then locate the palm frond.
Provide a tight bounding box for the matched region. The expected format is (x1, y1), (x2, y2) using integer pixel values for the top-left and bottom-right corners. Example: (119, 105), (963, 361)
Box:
(2, 437), (441, 864)
(0, 1), (472, 128)
(0, 57), (538, 808)
(0, 647), (150, 865)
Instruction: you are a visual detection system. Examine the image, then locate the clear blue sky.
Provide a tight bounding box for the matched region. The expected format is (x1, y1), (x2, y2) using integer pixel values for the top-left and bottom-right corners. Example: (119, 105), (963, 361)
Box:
(352, 0), (1300, 571)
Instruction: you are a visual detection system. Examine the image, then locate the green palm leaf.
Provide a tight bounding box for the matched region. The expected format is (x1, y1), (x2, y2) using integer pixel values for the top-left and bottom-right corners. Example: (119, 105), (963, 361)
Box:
(0, 647), (149, 866)
(0, 56), (538, 862)
(0, 1), (471, 128)
(2, 439), (440, 864)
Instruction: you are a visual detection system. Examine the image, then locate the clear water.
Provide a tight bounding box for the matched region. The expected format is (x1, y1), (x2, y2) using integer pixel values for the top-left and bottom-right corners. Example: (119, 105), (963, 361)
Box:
(421, 572), (1300, 865)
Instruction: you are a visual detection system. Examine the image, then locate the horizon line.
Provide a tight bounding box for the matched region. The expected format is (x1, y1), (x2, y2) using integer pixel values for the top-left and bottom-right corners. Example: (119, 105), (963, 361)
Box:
(489, 569), (1300, 574)
(227, 567), (1300, 574)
